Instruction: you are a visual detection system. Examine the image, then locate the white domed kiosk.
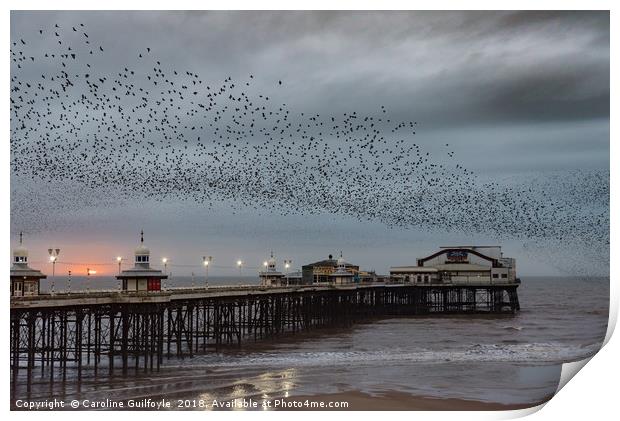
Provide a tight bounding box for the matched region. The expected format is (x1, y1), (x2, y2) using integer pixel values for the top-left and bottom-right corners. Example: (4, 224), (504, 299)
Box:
(10, 232), (47, 296)
(330, 252), (354, 285)
(259, 251), (284, 287)
(116, 231), (167, 292)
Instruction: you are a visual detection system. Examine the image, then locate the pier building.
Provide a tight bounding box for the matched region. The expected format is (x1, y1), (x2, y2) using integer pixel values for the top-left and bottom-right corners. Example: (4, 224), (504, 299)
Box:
(358, 270), (389, 283)
(302, 253), (359, 284)
(116, 231), (167, 292)
(329, 253), (355, 284)
(259, 252), (284, 286)
(283, 270), (303, 285)
(390, 246), (518, 284)
(10, 232), (46, 297)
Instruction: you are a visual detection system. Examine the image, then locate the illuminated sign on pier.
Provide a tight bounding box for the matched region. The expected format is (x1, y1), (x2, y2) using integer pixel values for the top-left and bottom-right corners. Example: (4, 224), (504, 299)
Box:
(446, 250), (468, 262)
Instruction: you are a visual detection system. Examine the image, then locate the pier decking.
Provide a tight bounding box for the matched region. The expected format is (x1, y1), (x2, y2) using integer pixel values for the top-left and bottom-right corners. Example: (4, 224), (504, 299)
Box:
(10, 282), (520, 386)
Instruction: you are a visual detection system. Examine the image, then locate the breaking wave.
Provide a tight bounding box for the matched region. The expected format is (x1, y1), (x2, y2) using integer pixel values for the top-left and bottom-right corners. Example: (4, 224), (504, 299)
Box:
(181, 342), (602, 369)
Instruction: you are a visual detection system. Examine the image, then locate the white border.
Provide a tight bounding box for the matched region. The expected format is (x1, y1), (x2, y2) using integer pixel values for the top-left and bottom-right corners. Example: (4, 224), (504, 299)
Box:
(2, 2), (616, 421)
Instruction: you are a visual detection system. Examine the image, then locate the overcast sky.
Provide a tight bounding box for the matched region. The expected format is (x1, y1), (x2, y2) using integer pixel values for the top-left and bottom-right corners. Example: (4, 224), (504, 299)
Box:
(10, 11), (609, 277)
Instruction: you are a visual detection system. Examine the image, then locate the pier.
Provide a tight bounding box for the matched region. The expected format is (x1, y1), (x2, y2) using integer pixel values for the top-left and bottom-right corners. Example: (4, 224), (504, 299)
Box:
(10, 282), (520, 386)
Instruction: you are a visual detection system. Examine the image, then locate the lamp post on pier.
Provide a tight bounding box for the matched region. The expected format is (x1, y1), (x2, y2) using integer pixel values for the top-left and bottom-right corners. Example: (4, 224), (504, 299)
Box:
(48, 248), (60, 277)
(116, 256), (125, 290)
(116, 256), (124, 274)
(86, 268), (96, 292)
(162, 257), (169, 290)
(46, 245), (58, 295)
(237, 259), (243, 279)
(203, 256), (212, 288)
(284, 259), (292, 286)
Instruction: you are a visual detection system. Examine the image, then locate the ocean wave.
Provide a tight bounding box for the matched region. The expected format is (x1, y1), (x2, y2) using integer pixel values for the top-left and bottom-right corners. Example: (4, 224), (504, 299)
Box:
(185, 342), (603, 368)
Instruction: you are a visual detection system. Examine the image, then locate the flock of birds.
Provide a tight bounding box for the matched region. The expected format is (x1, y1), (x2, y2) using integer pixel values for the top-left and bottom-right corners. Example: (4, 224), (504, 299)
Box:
(10, 22), (609, 275)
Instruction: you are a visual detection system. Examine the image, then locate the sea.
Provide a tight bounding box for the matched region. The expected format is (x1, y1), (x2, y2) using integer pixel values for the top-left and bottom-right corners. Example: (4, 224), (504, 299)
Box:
(11, 276), (609, 409)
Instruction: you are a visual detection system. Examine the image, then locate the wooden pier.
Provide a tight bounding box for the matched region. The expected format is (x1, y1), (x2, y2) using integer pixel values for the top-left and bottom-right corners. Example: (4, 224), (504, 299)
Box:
(10, 282), (520, 386)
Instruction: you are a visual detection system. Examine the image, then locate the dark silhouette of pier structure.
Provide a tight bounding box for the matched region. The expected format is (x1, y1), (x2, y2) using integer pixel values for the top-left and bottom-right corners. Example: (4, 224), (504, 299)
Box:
(10, 283), (520, 387)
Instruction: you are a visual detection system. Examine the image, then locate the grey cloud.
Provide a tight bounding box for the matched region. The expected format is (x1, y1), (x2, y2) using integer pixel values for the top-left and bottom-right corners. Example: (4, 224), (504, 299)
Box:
(11, 10), (609, 130)
(10, 11), (610, 275)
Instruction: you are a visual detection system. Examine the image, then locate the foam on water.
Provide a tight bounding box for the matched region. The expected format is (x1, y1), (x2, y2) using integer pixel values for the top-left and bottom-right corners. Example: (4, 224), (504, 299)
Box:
(175, 341), (601, 370)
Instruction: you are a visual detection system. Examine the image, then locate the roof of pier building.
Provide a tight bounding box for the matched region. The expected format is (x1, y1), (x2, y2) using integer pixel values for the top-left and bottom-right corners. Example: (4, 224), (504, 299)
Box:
(417, 247), (501, 268)
(302, 254), (359, 270)
(330, 267), (354, 277)
(116, 268), (168, 279)
(11, 267), (48, 279)
(259, 271), (284, 278)
(390, 266), (439, 273)
(330, 252), (354, 277)
(135, 243), (150, 255)
(13, 245), (28, 258)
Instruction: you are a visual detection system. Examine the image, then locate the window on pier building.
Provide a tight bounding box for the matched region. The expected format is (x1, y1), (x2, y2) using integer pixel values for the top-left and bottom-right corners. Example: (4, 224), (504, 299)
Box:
(14, 256), (27, 263)
(136, 255), (149, 263)
(501, 274), (508, 278)
(492, 274), (499, 279)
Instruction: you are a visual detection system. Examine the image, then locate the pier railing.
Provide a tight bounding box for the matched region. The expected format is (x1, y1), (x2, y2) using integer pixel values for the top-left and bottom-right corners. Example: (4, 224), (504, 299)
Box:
(17, 279), (520, 302)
